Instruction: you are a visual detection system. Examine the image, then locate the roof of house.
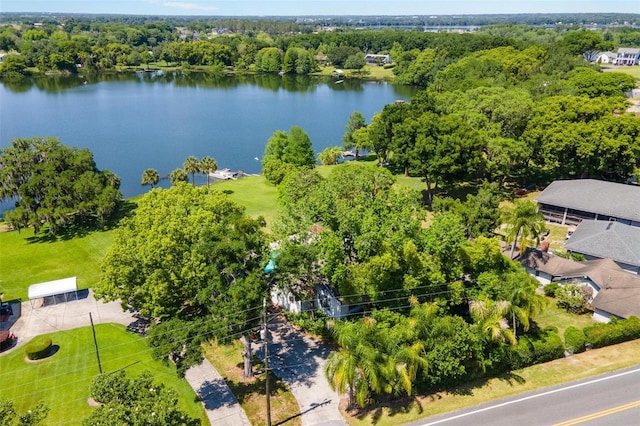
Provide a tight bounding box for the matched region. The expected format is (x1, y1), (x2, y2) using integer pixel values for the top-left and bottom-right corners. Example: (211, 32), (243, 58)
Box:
(617, 47), (640, 55)
(520, 249), (640, 318)
(565, 220), (640, 268)
(535, 179), (640, 223)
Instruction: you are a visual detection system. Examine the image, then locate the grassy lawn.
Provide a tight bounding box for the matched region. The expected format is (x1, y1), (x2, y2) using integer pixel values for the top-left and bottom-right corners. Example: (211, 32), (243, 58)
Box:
(345, 338), (640, 426)
(203, 340), (301, 426)
(535, 297), (597, 340)
(602, 65), (640, 80)
(0, 227), (114, 301)
(210, 175), (279, 231)
(0, 323), (206, 425)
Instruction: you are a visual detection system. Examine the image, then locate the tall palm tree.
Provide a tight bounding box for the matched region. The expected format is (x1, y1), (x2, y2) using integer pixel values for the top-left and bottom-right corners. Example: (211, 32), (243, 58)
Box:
(169, 168), (188, 186)
(324, 319), (388, 408)
(317, 146), (343, 165)
(502, 273), (547, 338)
(141, 168), (160, 188)
(502, 199), (546, 259)
(199, 156), (218, 188)
(183, 156), (200, 185)
(469, 296), (516, 345)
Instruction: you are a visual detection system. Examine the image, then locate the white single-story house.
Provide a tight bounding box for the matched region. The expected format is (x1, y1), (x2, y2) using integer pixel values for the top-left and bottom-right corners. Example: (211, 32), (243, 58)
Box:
(520, 249), (640, 322)
(595, 51), (617, 64)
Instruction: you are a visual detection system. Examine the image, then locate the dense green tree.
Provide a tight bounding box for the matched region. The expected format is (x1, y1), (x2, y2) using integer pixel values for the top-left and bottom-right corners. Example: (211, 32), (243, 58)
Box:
(343, 53), (366, 71)
(262, 130), (288, 166)
(0, 137), (121, 234)
(342, 111), (366, 158)
(561, 30), (614, 62)
(141, 168), (160, 188)
(433, 182), (502, 239)
(0, 399), (49, 426)
(255, 47), (282, 72)
(282, 126), (315, 167)
(85, 370), (199, 425)
(97, 184), (267, 372)
(567, 68), (637, 98)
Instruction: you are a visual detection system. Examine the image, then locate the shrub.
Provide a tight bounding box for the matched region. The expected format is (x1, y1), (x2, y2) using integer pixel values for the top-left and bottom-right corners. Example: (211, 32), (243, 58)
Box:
(262, 159), (296, 185)
(283, 310), (331, 338)
(564, 326), (586, 354)
(556, 283), (589, 314)
(584, 316), (640, 348)
(508, 330), (564, 369)
(544, 282), (560, 297)
(25, 336), (52, 360)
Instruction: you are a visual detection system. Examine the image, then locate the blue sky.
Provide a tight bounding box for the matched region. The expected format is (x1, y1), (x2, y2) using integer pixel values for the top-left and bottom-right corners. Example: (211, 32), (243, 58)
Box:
(2, 1), (638, 16)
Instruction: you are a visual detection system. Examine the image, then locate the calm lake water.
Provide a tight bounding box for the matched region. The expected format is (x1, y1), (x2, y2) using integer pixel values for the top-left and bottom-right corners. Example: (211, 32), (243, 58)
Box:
(1, 72), (415, 205)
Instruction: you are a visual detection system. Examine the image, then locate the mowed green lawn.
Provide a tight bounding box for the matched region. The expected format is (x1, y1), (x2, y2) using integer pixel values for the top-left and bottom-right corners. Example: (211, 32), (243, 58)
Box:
(0, 227), (114, 301)
(0, 323), (207, 425)
(209, 175), (279, 230)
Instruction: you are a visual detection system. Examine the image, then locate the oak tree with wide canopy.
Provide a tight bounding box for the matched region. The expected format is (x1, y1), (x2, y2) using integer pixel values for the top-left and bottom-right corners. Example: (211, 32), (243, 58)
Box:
(0, 137), (122, 235)
(96, 183), (268, 375)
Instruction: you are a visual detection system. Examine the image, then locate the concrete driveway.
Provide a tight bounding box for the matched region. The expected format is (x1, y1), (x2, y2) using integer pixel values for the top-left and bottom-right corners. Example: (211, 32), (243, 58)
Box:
(0, 290), (251, 426)
(264, 314), (347, 426)
(0, 289), (136, 351)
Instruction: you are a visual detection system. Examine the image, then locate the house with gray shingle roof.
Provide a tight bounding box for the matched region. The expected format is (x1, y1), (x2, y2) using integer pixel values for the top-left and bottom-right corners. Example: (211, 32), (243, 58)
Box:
(565, 220), (640, 274)
(535, 179), (640, 227)
(520, 249), (640, 322)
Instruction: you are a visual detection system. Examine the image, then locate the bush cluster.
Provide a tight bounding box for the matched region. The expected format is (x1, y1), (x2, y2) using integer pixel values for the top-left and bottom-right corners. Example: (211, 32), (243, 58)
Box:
(584, 316), (640, 349)
(283, 310), (331, 338)
(25, 336), (52, 360)
(543, 282), (560, 297)
(508, 328), (564, 369)
(563, 326), (586, 354)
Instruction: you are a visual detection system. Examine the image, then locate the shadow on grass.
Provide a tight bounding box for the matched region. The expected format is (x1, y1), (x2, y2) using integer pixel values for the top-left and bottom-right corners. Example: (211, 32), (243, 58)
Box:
(350, 372), (528, 424)
(352, 396), (425, 425)
(25, 200), (137, 243)
(225, 371), (289, 405)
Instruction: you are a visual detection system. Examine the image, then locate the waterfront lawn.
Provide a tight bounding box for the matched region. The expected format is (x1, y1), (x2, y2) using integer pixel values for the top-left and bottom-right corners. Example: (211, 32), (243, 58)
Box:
(203, 339), (301, 426)
(0, 323), (207, 425)
(0, 227), (114, 301)
(211, 175), (279, 230)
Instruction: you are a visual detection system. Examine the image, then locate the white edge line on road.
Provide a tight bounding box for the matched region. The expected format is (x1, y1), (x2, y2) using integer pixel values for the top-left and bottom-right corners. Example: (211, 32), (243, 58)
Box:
(420, 367), (640, 426)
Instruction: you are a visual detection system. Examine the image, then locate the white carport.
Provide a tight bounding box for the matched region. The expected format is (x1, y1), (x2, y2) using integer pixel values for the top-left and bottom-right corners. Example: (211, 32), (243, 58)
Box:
(28, 277), (78, 307)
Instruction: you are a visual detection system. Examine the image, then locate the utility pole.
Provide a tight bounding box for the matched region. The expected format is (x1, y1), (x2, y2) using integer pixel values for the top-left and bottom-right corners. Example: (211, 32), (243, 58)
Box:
(263, 298), (272, 426)
(89, 312), (103, 374)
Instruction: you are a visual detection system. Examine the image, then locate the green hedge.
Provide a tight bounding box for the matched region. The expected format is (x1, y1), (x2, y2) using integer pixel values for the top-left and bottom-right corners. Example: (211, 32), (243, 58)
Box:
(509, 330), (564, 370)
(544, 282), (560, 297)
(25, 336), (53, 360)
(584, 316), (640, 349)
(564, 326), (586, 354)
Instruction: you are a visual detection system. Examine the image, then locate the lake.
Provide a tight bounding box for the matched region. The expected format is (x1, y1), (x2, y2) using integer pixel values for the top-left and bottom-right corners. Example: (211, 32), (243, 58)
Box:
(1, 72), (416, 206)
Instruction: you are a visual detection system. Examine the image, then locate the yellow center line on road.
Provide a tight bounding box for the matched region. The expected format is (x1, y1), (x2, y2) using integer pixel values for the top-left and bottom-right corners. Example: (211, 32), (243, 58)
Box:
(554, 400), (640, 426)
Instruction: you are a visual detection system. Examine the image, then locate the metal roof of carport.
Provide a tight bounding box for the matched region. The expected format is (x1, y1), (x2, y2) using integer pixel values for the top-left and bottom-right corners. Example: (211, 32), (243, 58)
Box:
(28, 277), (77, 300)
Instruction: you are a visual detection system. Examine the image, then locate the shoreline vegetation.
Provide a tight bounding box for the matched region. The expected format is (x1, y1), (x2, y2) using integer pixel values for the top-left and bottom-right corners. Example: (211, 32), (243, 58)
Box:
(29, 62), (397, 83)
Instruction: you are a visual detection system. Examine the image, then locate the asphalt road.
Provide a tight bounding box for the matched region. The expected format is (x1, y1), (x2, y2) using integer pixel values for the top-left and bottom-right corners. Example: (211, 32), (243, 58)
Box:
(409, 365), (640, 426)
